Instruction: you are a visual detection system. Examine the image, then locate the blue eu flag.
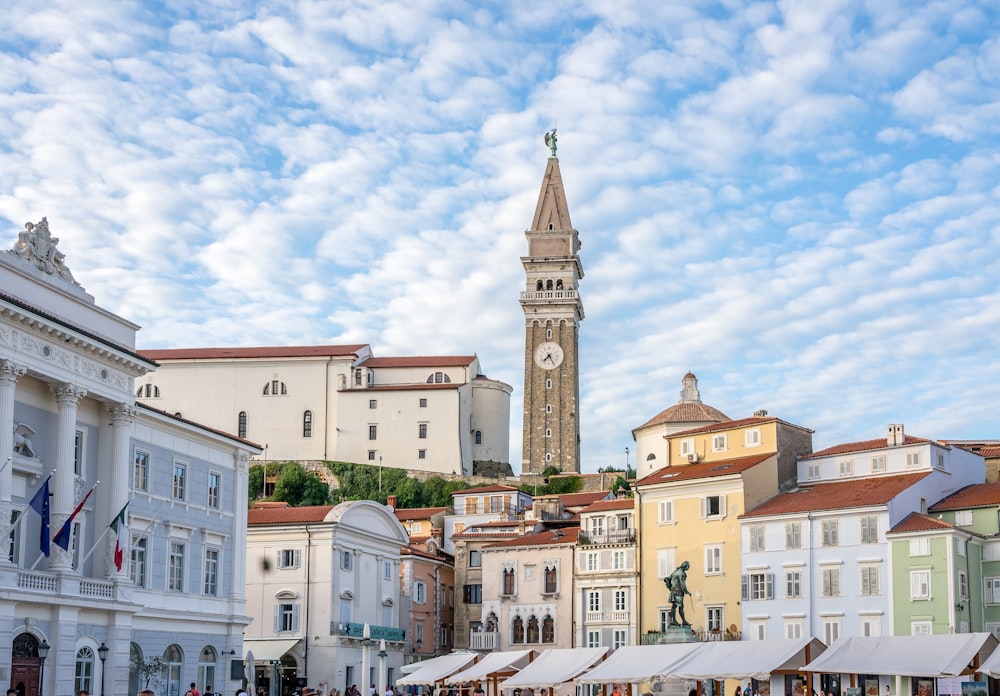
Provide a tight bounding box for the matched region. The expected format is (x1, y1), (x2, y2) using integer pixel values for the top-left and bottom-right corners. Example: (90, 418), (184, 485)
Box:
(28, 476), (52, 557)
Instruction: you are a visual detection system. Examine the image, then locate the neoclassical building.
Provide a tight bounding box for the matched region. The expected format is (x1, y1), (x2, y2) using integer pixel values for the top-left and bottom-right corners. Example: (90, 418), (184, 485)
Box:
(0, 218), (258, 696)
(136, 349), (512, 477)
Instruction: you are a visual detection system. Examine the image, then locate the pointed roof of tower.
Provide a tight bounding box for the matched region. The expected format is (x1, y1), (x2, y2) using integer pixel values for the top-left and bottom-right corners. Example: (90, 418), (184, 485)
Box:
(530, 156), (573, 231)
(633, 372), (730, 432)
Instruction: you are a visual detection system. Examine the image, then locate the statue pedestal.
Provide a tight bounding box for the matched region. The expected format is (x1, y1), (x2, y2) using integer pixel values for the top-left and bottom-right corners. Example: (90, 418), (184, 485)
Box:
(657, 625), (698, 644)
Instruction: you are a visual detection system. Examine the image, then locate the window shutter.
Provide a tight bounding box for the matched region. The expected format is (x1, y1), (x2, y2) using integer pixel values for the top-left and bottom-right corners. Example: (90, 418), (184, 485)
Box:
(719, 496), (727, 518)
(741, 575), (749, 601)
(766, 573), (774, 599)
(823, 571), (831, 597)
(274, 604), (281, 632)
(276, 550), (283, 568)
(699, 497), (706, 518)
(292, 604), (301, 631)
(294, 549), (301, 567)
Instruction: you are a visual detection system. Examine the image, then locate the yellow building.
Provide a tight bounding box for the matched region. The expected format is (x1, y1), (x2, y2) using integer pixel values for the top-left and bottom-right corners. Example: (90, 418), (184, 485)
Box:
(635, 414), (813, 642)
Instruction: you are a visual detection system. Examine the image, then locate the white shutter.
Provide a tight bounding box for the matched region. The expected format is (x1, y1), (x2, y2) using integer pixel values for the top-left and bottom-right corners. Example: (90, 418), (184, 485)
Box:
(765, 574), (774, 599)
(699, 497), (706, 518)
(276, 550), (283, 568)
(294, 549), (301, 567)
(292, 604), (301, 631)
(274, 604), (281, 631)
(741, 575), (749, 601)
(718, 496), (727, 518)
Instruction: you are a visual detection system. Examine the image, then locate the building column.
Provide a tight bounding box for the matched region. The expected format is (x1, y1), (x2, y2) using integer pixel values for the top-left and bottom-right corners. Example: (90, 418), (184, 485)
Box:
(49, 383), (87, 572)
(0, 361), (27, 564)
(105, 404), (134, 578)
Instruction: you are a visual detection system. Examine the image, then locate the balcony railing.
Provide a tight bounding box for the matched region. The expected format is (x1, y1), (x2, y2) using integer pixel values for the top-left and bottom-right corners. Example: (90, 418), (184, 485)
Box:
(642, 628), (741, 644)
(578, 530), (636, 545)
(13, 569), (116, 599)
(468, 631), (499, 651)
(520, 290), (579, 302)
(584, 610), (630, 624)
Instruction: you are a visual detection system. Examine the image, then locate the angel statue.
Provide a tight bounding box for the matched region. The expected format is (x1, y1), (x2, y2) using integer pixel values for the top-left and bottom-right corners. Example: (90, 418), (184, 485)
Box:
(13, 423), (37, 458)
(544, 128), (558, 157)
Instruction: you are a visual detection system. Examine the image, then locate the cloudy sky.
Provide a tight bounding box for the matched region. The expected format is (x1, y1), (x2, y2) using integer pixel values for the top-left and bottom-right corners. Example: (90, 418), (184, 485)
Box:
(2, 0), (999, 473)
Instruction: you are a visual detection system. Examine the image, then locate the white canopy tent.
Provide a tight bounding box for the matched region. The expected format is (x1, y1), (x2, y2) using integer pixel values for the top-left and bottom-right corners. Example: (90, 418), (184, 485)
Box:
(575, 644), (702, 685)
(444, 650), (537, 685)
(802, 634), (998, 678)
(501, 648), (609, 690)
(671, 638), (826, 681)
(397, 653), (479, 686)
(976, 637), (1000, 678)
(403, 653), (477, 675)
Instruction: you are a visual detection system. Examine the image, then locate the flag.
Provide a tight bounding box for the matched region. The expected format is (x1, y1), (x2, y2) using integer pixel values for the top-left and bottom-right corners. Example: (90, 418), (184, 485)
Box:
(52, 484), (95, 551)
(110, 502), (128, 572)
(28, 475), (52, 557)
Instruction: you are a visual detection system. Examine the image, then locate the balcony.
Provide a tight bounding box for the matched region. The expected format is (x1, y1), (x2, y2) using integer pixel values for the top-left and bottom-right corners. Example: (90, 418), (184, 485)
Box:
(641, 628), (741, 644)
(584, 610), (630, 624)
(9, 568), (119, 600)
(519, 290), (578, 302)
(468, 631), (499, 651)
(578, 529), (636, 545)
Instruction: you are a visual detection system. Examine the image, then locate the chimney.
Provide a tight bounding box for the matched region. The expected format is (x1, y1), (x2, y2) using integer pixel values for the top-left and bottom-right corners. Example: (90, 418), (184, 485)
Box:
(887, 424), (904, 447)
(386, 495), (398, 510)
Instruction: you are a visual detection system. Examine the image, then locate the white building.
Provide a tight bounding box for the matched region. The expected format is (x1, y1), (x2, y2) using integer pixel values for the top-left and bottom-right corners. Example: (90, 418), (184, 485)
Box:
(137, 349), (512, 477)
(0, 217), (258, 696)
(245, 500), (410, 696)
(739, 425), (983, 643)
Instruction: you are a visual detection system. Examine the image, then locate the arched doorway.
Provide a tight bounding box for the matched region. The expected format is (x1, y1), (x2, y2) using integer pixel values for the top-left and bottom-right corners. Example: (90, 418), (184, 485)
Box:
(11, 633), (42, 696)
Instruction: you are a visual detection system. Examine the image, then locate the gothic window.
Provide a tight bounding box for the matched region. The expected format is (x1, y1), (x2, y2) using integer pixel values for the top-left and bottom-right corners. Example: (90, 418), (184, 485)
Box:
(556, 279), (563, 290)
(541, 615), (555, 643)
(543, 564), (558, 594)
(511, 616), (524, 644)
(546, 279), (553, 290)
(536, 280), (543, 290)
(526, 615), (540, 643)
(502, 567), (515, 595)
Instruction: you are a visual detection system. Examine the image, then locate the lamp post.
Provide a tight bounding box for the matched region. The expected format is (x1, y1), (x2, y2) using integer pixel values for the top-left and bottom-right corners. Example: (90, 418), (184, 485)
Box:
(360, 624), (371, 696)
(98, 643), (109, 696)
(377, 640), (387, 696)
(38, 640), (50, 696)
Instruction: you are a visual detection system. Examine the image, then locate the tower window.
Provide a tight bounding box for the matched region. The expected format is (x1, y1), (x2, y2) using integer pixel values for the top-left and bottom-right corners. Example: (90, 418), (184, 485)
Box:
(545, 453), (553, 462)
(556, 279), (563, 290)
(546, 329), (552, 338)
(536, 280), (543, 290)
(545, 429), (552, 438)
(546, 379), (552, 389)
(545, 404), (552, 413)
(546, 279), (553, 290)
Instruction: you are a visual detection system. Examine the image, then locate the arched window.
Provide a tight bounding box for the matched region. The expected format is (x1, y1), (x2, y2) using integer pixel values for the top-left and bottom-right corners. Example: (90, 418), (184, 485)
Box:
(556, 279), (563, 290)
(546, 279), (553, 290)
(198, 646), (217, 694)
(544, 564), (558, 594)
(426, 372), (451, 384)
(536, 280), (543, 290)
(474, 431), (482, 445)
(12, 633), (39, 657)
(128, 643), (142, 696)
(526, 615), (540, 643)
(502, 568), (515, 595)
(136, 384), (160, 398)
(511, 616), (524, 644)
(263, 380), (287, 395)
(238, 412), (247, 439)
(161, 645), (182, 696)
(303, 411), (313, 438)
(75, 647), (95, 696)
(647, 453), (656, 461)
(541, 615), (555, 643)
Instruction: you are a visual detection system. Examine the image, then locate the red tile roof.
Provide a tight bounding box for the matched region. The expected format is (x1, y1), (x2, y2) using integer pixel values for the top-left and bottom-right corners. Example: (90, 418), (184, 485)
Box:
(889, 512), (955, 533)
(580, 498), (635, 514)
(140, 345), (368, 360)
(483, 527), (581, 549)
(394, 507), (448, 521)
(138, 403), (263, 449)
(451, 484), (522, 495)
(248, 504), (336, 525)
(401, 545), (454, 562)
(346, 383), (462, 392)
(557, 491), (612, 508)
(801, 435), (932, 460)
(929, 483), (1000, 511)
(980, 446), (1000, 458)
(635, 452), (775, 486)
(669, 415), (813, 438)
(742, 472), (932, 517)
(634, 402), (730, 432)
(361, 356), (476, 368)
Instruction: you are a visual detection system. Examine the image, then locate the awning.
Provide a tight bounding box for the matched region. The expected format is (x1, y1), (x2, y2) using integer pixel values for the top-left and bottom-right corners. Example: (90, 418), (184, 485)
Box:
(244, 639), (302, 662)
(501, 648), (608, 690)
(575, 644), (702, 685)
(444, 650), (537, 685)
(803, 634), (998, 678)
(977, 638), (1000, 677)
(671, 638), (825, 681)
(402, 653), (476, 675)
(397, 653), (479, 686)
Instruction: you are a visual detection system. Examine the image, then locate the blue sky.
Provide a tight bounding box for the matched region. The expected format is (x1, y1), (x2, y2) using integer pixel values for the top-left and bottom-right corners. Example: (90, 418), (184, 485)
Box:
(2, 1), (999, 474)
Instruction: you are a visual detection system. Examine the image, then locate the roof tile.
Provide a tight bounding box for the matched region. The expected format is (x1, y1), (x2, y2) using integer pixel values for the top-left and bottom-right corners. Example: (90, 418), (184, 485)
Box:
(140, 345), (368, 360)
(801, 435), (932, 460)
(929, 482), (1000, 511)
(889, 512), (955, 533)
(635, 452), (775, 487)
(742, 472), (932, 517)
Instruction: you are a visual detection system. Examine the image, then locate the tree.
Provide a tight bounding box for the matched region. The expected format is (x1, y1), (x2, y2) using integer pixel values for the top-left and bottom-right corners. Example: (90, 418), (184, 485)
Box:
(131, 655), (164, 689)
(272, 463), (332, 506)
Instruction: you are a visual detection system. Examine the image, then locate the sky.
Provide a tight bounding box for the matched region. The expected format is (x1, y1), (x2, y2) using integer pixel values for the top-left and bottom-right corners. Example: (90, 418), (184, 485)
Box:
(1, 0), (999, 474)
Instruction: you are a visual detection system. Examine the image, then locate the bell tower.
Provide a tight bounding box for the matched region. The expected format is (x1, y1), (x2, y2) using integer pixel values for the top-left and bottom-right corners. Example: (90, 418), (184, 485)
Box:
(520, 131), (584, 474)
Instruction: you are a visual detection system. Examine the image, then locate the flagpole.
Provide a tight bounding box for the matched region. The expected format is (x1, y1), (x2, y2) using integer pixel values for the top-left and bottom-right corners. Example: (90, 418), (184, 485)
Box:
(26, 472), (54, 571)
(79, 499), (167, 573)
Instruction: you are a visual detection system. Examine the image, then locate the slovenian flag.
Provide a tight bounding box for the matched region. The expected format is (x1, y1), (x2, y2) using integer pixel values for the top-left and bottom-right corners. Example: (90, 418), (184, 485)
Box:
(28, 476), (52, 557)
(110, 502), (128, 571)
(53, 484), (96, 551)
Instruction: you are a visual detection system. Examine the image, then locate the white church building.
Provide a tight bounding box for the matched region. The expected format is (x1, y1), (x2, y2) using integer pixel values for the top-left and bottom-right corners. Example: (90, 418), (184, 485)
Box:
(0, 218), (259, 696)
(135, 348), (512, 477)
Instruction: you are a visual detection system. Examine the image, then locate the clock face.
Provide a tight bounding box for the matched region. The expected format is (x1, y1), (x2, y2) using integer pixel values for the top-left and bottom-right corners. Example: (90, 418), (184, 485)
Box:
(534, 342), (564, 370)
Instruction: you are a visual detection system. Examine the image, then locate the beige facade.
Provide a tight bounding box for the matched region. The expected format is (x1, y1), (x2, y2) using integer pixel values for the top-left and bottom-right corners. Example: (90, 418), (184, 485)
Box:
(400, 546), (454, 661)
(520, 154), (584, 474)
(137, 350), (511, 476)
(480, 528), (579, 649)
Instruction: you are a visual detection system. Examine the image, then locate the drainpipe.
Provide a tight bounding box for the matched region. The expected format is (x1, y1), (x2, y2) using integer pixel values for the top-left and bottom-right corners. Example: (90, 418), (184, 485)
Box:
(305, 527), (312, 682)
(434, 564), (441, 656)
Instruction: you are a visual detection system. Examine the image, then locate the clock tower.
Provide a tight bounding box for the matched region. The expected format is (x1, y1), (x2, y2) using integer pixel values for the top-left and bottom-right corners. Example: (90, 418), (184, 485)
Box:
(520, 132), (584, 474)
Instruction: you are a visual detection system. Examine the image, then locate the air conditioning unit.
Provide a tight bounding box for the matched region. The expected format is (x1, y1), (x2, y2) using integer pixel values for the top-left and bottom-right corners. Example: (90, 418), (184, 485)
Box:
(687, 453), (699, 463)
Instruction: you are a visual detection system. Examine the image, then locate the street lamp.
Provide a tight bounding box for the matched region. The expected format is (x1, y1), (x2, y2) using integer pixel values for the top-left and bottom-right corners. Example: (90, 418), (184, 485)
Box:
(38, 640), (50, 696)
(269, 660), (280, 696)
(98, 643), (109, 696)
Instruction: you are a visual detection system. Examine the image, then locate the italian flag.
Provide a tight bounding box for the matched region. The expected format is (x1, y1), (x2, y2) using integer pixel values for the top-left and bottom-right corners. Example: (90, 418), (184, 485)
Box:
(110, 502), (128, 572)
